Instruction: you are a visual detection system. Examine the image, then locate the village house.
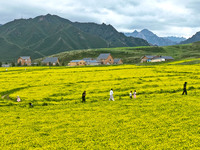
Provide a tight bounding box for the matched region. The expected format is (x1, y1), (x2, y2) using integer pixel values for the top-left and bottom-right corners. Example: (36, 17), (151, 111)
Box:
(97, 53), (114, 65)
(42, 57), (60, 66)
(68, 60), (86, 66)
(141, 55), (174, 63)
(140, 56), (155, 63)
(114, 58), (123, 65)
(17, 56), (31, 66)
(68, 53), (122, 66)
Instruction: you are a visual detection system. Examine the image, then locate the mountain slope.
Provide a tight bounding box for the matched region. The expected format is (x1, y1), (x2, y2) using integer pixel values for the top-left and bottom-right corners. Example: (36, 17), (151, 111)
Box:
(125, 29), (176, 46)
(73, 23), (149, 47)
(0, 37), (43, 62)
(164, 36), (186, 43)
(180, 32), (200, 44)
(0, 14), (149, 62)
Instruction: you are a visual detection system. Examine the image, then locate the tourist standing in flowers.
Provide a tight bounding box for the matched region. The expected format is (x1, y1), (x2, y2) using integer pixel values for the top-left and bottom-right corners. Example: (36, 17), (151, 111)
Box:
(130, 91), (132, 99)
(82, 91), (86, 102)
(133, 90), (136, 98)
(109, 89), (115, 101)
(17, 96), (21, 102)
(182, 82), (187, 95)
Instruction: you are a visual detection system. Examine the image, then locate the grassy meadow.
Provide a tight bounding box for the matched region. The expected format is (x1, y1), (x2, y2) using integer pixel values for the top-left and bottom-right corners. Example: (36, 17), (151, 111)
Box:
(44, 41), (200, 65)
(0, 63), (200, 149)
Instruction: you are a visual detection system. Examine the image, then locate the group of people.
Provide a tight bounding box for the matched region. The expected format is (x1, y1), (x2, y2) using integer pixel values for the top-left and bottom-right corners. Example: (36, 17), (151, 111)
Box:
(81, 89), (137, 102)
(81, 82), (188, 102)
(16, 82), (188, 103)
(129, 90), (137, 99)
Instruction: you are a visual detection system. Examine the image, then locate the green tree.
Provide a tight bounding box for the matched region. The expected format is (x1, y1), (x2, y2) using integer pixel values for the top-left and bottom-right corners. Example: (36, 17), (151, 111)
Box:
(0, 61), (2, 67)
(11, 62), (15, 67)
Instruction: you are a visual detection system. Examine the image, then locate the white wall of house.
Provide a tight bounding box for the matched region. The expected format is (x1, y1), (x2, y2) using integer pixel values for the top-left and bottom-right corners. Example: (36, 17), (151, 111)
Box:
(151, 58), (165, 62)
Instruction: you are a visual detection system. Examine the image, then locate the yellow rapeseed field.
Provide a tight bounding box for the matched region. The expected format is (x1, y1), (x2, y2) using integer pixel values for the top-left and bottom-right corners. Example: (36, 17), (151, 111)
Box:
(0, 64), (199, 149)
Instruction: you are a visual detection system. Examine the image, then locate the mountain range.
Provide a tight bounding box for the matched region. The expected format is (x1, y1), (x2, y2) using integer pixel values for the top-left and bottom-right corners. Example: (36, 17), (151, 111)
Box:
(163, 36), (186, 43)
(0, 14), (149, 62)
(125, 29), (186, 46)
(180, 31), (200, 44)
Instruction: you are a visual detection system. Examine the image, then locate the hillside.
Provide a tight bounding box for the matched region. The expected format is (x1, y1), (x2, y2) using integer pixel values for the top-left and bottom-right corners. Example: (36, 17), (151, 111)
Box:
(125, 29), (176, 46)
(73, 23), (148, 47)
(164, 36), (186, 43)
(180, 31), (200, 44)
(0, 14), (149, 62)
(45, 42), (200, 64)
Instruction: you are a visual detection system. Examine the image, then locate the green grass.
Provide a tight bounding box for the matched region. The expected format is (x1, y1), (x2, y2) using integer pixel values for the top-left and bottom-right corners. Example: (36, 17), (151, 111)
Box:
(39, 42), (200, 65)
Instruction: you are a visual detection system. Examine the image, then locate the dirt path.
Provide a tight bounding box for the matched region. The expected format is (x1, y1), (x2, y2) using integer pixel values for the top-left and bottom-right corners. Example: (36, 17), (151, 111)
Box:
(1, 94), (10, 100)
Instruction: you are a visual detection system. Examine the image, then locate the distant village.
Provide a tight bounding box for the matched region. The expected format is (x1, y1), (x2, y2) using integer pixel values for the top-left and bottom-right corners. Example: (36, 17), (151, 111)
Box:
(0, 53), (174, 67)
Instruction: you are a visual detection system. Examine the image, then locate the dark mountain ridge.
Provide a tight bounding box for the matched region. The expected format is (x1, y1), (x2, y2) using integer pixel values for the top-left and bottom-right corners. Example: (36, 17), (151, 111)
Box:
(0, 14), (149, 62)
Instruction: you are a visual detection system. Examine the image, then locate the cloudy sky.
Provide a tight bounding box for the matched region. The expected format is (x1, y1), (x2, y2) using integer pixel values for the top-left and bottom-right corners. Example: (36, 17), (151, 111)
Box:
(0, 0), (200, 38)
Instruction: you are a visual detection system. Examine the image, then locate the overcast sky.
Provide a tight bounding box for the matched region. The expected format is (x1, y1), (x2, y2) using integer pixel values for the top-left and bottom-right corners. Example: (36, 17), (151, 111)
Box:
(0, 0), (200, 38)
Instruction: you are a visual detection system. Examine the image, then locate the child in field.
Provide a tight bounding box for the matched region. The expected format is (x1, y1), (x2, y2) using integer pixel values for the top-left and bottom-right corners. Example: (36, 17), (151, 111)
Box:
(109, 89), (114, 101)
(133, 90), (136, 98)
(17, 96), (21, 102)
(130, 91), (132, 99)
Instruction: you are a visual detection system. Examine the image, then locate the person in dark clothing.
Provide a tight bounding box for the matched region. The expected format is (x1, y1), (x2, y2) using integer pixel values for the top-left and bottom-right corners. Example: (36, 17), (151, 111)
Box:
(82, 91), (86, 102)
(182, 82), (187, 95)
(29, 103), (33, 108)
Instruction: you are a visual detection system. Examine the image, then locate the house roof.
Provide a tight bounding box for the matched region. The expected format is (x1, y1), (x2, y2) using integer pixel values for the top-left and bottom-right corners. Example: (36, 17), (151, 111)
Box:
(83, 58), (93, 61)
(114, 58), (121, 63)
(161, 56), (174, 60)
(144, 55), (155, 59)
(70, 60), (85, 63)
(86, 60), (99, 63)
(97, 53), (111, 60)
(19, 56), (31, 60)
(42, 57), (58, 63)
(142, 55), (174, 60)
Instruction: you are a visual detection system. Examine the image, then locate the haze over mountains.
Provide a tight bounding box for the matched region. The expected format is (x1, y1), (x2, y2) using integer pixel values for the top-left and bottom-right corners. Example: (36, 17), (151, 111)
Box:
(163, 36), (186, 43)
(0, 14), (149, 62)
(125, 29), (186, 46)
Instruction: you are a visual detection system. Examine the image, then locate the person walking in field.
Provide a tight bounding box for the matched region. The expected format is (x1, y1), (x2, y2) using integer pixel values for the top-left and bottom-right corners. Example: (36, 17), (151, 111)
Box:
(17, 96), (21, 102)
(133, 90), (136, 98)
(182, 82), (187, 95)
(109, 89), (115, 101)
(130, 91), (132, 99)
(82, 91), (86, 102)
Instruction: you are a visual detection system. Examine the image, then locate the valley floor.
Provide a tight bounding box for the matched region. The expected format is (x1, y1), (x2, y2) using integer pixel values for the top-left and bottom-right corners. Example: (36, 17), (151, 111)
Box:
(0, 64), (199, 149)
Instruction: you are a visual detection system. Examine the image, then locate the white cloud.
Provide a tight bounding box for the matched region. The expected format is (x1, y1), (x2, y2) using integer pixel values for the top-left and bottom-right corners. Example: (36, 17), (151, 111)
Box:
(0, 0), (199, 38)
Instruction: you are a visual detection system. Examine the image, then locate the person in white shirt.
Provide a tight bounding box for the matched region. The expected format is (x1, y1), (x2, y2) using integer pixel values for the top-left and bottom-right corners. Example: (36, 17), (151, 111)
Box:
(109, 89), (115, 101)
(130, 91), (132, 99)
